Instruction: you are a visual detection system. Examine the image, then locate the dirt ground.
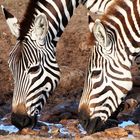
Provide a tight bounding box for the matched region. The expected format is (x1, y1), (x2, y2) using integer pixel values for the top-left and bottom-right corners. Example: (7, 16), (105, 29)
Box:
(0, 0), (140, 139)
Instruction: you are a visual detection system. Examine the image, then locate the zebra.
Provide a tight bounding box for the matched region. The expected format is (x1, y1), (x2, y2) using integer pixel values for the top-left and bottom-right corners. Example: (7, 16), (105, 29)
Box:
(1, 0), (113, 130)
(78, 0), (140, 134)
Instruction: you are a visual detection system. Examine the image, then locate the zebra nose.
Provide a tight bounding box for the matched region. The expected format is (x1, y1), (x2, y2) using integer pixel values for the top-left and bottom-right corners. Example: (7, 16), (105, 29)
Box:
(11, 113), (37, 130)
(80, 116), (103, 134)
(87, 117), (104, 134)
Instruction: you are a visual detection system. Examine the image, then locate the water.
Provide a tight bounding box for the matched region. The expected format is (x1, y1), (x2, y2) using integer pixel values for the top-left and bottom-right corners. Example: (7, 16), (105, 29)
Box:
(0, 118), (87, 138)
(0, 118), (136, 138)
(77, 124), (87, 135)
(0, 124), (18, 134)
(38, 121), (63, 128)
(38, 121), (86, 137)
(118, 120), (135, 128)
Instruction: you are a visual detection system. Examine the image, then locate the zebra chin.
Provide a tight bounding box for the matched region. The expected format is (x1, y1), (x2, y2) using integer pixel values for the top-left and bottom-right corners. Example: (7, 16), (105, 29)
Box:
(79, 107), (104, 134)
(79, 114), (104, 134)
(11, 113), (37, 130)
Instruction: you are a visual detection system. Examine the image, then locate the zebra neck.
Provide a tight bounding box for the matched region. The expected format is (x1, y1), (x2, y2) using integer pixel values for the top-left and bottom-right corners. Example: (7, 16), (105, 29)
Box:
(83, 0), (114, 14)
(53, 0), (115, 42)
(98, 0), (140, 66)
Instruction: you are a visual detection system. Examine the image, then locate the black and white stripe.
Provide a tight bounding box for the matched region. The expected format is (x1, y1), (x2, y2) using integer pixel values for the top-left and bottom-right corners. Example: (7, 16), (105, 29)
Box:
(2, 0), (113, 118)
(79, 0), (140, 133)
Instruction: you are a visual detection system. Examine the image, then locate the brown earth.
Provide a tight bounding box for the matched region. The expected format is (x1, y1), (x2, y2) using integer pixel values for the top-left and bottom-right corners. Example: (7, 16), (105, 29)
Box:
(0, 0), (140, 139)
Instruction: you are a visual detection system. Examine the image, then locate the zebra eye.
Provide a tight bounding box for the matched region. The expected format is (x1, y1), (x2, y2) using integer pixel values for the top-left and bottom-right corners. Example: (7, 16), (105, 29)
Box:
(91, 70), (101, 78)
(28, 65), (40, 74)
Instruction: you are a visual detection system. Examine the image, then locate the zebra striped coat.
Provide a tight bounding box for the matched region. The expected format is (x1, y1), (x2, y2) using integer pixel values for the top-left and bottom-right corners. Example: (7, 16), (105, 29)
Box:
(79, 0), (140, 134)
(1, 0), (113, 129)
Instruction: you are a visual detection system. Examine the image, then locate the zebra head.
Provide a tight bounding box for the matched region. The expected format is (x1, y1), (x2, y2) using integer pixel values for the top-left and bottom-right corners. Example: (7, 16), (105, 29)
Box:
(78, 14), (133, 134)
(2, 6), (60, 130)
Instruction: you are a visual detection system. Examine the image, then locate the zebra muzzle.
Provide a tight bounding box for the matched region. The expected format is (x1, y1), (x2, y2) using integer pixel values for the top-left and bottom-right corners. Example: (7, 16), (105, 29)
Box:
(86, 117), (104, 134)
(80, 116), (104, 134)
(11, 113), (37, 130)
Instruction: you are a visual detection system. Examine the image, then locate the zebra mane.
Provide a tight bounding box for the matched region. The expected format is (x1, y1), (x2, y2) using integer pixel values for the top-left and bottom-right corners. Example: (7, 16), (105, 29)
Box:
(101, 0), (139, 45)
(13, 41), (23, 64)
(100, 0), (128, 23)
(98, 0), (130, 39)
(18, 0), (39, 40)
(15, 0), (40, 62)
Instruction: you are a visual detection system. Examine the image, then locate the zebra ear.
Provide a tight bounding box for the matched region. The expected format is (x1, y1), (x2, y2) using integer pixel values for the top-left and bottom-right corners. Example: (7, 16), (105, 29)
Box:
(1, 5), (20, 38)
(93, 19), (107, 47)
(32, 13), (48, 41)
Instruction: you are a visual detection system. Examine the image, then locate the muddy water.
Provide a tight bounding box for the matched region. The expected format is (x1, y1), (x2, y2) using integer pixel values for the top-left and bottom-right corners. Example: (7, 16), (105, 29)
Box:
(0, 117), (138, 139)
(118, 120), (135, 128)
(0, 118), (87, 138)
(0, 124), (18, 134)
(0, 119), (135, 132)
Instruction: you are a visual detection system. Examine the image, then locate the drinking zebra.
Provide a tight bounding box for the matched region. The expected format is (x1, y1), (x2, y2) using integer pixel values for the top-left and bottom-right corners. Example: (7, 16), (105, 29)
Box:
(1, 0), (113, 130)
(79, 0), (140, 134)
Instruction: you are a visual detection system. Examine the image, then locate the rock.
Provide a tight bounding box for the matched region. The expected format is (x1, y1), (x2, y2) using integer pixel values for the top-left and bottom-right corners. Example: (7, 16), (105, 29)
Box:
(74, 134), (81, 140)
(60, 119), (79, 133)
(38, 126), (50, 137)
(133, 76), (140, 87)
(60, 119), (79, 126)
(126, 87), (140, 103)
(40, 125), (49, 132)
(0, 105), (11, 119)
(40, 101), (78, 123)
(50, 126), (59, 136)
(59, 119), (81, 137)
(91, 131), (107, 139)
(117, 99), (138, 121)
(124, 124), (140, 136)
(0, 135), (49, 140)
(59, 112), (72, 120)
(124, 99), (138, 112)
(81, 135), (108, 140)
(104, 127), (128, 138)
(87, 128), (129, 140)
(131, 63), (139, 76)
(19, 128), (39, 135)
(132, 104), (140, 123)
(133, 131), (140, 137)
(0, 130), (9, 135)
(1, 113), (11, 125)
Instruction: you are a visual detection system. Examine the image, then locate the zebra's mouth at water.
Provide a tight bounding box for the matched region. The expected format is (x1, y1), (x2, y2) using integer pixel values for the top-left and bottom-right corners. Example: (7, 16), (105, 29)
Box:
(11, 113), (38, 130)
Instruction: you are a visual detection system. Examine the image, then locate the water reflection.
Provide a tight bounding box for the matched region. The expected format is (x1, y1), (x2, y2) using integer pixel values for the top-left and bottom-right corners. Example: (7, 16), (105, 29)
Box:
(118, 120), (135, 128)
(0, 124), (18, 133)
